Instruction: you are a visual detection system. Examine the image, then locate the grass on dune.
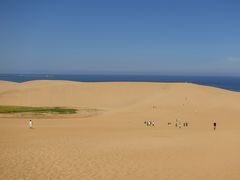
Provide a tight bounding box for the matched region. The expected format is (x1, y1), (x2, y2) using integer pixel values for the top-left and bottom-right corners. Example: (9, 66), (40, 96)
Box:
(0, 106), (77, 114)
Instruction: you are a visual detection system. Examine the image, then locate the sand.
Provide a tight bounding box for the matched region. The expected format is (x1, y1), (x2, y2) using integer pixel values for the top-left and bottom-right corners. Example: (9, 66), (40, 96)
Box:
(0, 80), (240, 180)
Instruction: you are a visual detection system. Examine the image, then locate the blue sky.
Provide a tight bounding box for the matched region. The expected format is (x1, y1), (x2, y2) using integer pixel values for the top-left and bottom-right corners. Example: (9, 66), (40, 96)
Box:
(1, 0), (240, 75)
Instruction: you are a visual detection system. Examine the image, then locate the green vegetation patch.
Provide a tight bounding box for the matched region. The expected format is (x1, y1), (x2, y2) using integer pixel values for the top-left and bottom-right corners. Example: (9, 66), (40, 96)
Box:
(0, 106), (77, 114)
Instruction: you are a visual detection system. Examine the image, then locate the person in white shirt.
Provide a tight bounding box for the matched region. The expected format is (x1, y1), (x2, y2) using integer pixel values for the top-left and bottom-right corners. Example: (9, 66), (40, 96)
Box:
(29, 120), (33, 129)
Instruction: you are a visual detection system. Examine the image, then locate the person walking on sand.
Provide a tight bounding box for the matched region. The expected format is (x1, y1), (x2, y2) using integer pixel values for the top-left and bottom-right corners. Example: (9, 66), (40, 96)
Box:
(213, 122), (216, 131)
(29, 120), (33, 129)
(178, 122), (182, 129)
(148, 121), (151, 126)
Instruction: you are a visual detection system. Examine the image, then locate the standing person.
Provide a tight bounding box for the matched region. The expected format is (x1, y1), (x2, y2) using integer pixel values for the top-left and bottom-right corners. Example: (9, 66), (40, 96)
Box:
(178, 122), (182, 128)
(147, 121), (149, 126)
(152, 121), (155, 126)
(29, 120), (33, 129)
(213, 122), (216, 130)
(148, 121), (151, 126)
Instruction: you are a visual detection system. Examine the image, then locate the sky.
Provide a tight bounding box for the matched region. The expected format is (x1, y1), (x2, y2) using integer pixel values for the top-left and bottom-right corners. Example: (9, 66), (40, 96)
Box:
(0, 0), (240, 76)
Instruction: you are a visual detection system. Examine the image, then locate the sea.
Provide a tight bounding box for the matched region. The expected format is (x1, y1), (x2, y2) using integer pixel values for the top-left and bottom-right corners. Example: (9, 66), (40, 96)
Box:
(0, 74), (240, 92)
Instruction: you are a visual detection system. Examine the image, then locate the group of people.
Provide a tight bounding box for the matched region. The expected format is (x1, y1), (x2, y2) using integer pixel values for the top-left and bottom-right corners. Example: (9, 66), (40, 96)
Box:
(29, 119), (217, 130)
(174, 120), (189, 128)
(144, 121), (155, 126)
(144, 119), (217, 131)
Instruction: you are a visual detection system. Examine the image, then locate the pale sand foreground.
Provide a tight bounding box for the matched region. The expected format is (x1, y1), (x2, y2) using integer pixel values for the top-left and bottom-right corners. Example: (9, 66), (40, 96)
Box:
(0, 80), (240, 180)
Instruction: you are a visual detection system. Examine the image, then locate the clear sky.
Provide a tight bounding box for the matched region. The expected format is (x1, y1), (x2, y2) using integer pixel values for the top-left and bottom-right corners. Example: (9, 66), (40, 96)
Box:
(1, 0), (240, 76)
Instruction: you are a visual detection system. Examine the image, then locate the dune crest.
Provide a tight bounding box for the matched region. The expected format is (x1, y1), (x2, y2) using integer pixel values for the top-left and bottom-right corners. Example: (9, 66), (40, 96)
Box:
(1, 80), (240, 180)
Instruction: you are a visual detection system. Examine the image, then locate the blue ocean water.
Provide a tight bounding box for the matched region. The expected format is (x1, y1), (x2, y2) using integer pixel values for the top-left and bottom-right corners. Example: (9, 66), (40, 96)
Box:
(0, 74), (240, 92)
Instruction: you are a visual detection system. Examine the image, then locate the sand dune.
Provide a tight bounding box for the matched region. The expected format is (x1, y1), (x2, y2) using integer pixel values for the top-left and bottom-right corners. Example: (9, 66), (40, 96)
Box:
(0, 80), (240, 180)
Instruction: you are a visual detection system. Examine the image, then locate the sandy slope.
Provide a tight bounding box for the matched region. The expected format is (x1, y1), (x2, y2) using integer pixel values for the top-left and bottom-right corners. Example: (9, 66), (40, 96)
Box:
(0, 80), (240, 180)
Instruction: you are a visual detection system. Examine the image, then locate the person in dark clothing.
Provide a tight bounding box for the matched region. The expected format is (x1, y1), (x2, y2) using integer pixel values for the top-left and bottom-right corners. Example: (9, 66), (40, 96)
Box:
(213, 122), (216, 130)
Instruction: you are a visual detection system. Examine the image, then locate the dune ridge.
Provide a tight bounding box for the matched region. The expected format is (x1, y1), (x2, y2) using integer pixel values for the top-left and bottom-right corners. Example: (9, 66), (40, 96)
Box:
(1, 80), (240, 180)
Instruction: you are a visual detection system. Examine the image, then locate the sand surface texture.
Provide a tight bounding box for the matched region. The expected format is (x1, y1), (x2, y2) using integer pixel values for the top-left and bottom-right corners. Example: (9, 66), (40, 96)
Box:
(1, 80), (240, 180)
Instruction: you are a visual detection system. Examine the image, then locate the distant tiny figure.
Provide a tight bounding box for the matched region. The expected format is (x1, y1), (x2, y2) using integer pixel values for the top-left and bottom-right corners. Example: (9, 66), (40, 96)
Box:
(178, 122), (182, 128)
(152, 121), (155, 126)
(147, 121), (150, 126)
(213, 122), (216, 130)
(29, 120), (33, 129)
(186, 122), (188, 127)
